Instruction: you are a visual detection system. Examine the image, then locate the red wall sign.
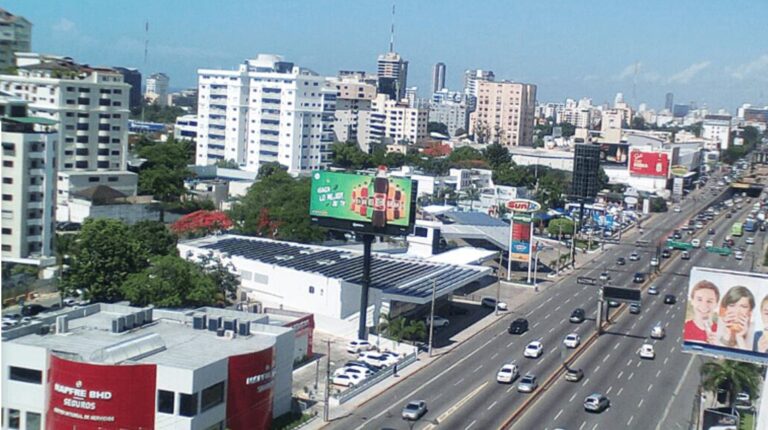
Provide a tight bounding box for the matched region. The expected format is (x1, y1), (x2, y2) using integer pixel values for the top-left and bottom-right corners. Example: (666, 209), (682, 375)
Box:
(629, 151), (670, 177)
(226, 349), (274, 430)
(47, 355), (156, 429)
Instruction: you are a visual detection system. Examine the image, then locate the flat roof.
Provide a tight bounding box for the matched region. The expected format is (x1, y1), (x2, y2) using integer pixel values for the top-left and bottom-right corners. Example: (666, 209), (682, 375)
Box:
(3, 304), (289, 369)
(182, 235), (491, 304)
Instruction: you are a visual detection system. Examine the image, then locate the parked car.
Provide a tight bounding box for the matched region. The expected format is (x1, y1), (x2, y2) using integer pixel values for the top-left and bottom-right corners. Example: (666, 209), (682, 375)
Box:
(481, 297), (508, 311)
(517, 374), (538, 393)
(21, 304), (46, 317)
(345, 361), (378, 372)
(638, 344), (656, 359)
(401, 400), (427, 420)
(358, 352), (390, 369)
(569, 308), (585, 323)
(564, 367), (584, 382)
(664, 294), (677, 304)
(508, 318), (529, 334)
(584, 393), (610, 413)
(347, 339), (373, 354)
(334, 366), (373, 379)
(425, 316), (450, 328)
(563, 333), (580, 349)
(496, 363), (519, 383)
(332, 373), (363, 387)
(523, 341), (544, 358)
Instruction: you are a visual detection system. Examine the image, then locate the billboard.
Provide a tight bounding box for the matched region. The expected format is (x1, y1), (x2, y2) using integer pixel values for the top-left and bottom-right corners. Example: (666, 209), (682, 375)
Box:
(629, 150), (670, 177)
(509, 222), (531, 262)
(598, 143), (629, 167)
(309, 170), (417, 236)
(682, 267), (768, 365)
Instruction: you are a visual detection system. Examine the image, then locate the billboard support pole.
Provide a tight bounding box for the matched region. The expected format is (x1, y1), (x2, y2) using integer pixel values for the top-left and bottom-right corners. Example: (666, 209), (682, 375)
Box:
(526, 220), (533, 284)
(507, 212), (514, 282)
(596, 288), (603, 335)
(358, 234), (374, 341)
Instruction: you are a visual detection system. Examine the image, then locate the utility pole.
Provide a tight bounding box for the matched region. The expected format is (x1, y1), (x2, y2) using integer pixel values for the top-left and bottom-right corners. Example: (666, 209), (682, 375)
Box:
(323, 340), (331, 421)
(596, 287), (603, 335)
(557, 224), (563, 276)
(495, 252), (502, 316)
(428, 279), (437, 357)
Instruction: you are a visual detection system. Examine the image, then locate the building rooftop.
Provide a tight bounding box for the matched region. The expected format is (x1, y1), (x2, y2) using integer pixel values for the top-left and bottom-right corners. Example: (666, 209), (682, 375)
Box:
(3, 304), (291, 369)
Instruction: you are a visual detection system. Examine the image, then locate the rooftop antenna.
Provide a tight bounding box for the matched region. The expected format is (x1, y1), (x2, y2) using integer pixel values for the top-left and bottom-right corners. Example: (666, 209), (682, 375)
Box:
(141, 20), (148, 122)
(389, 3), (395, 53)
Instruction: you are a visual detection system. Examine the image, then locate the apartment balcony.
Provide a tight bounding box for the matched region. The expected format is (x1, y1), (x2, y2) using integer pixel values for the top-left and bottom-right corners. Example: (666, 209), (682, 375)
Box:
(29, 168), (45, 176)
(28, 185), (44, 193)
(28, 201), (44, 210)
(27, 235), (42, 242)
(26, 218), (43, 226)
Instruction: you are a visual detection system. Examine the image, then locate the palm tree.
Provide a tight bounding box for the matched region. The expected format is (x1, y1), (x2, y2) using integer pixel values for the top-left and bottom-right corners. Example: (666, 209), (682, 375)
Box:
(378, 314), (407, 345)
(403, 320), (427, 343)
(700, 360), (763, 407)
(461, 186), (481, 211)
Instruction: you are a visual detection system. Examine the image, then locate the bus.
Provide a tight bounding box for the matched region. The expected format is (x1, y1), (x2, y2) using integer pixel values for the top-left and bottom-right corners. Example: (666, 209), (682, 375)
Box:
(731, 222), (743, 237)
(744, 219), (757, 233)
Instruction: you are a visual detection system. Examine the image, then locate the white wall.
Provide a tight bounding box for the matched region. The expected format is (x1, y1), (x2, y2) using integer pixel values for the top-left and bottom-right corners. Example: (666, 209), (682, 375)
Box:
(1, 343), (49, 429)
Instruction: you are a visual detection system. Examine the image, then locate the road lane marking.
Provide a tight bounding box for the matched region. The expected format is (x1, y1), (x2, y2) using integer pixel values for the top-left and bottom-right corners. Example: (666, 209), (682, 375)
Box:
(555, 305), (562, 311)
(594, 365), (601, 372)
(549, 327), (556, 333)
(434, 382), (488, 425)
(617, 387), (623, 397)
(579, 421), (586, 430)
(648, 383), (654, 392)
(602, 354), (611, 363)
(626, 359), (632, 366)
(465, 420), (477, 430)
(627, 415), (634, 426)
(607, 385), (613, 394)
(639, 398), (644, 407)
(614, 343), (620, 350)
(569, 392), (578, 402)
(473, 365), (483, 373)
(592, 424), (598, 430)
(507, 341), (515, 348)
(637, 361), (642, 368)
(487, 400), (498, 410)
(454, 378), (465, 386)
(533, 322), (540, 328)
(491, 353), (498, 360)
(628, 372), (634, 381)
(555, 409), (563, 421)
(617, 371), (624, 379)
(656, 370), (661, 378)
(507, 385), (515, 393)
(664, 357), (669, 365)
(582, 377), (590, 387)
(655, 355), (695, 430)
(545, 313), (551, 320)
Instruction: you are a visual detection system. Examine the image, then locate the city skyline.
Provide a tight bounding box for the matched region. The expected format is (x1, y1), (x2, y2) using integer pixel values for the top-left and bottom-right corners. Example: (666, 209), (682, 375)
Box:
(6, 0), (768, 111)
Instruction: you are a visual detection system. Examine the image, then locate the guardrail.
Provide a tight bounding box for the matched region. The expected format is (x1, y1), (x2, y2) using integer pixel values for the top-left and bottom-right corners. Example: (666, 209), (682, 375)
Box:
(334, 352), (418, 404)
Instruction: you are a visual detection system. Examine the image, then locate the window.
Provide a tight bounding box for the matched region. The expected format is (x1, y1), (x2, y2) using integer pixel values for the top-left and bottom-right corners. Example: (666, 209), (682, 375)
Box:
(2, 245), (11, 252)
(8, 409), (20, 429)
(179, 392), (198, 417)
(9, 366), (42, 384)
(157, 390), (174, 414)
(75, 161), (88, 169)
(201, 382), (225, 412)
(108, 177), (118, 182)
(2, 178), (12, 184)
(27, 412), (41, 430)
(75, 148), (89, 156)
(309, 286), (315, 294)
(2, 228), (11, 235)
(97, 161), (109, 168)
(3, 160), (13, 167)
(2, 194), (12, 201)
(88, 177), (99, 183)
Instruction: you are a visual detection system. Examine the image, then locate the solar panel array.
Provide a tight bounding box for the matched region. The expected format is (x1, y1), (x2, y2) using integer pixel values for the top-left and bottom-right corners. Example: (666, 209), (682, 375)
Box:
(199, 237), (487, 299)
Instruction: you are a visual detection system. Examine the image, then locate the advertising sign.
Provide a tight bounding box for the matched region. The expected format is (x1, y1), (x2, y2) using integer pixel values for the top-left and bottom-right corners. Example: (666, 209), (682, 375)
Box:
(682, 267), (768, 365)
(505, 199), (542, 213)
(673, 177), (684, 198)
(598, 143), (630, 167)
(227, 349), (275, 430)
(702, 408), (739, 430)
(629, 150), (670, 177)
(509, 222), (532, 262)
(309, 170), (417, 236)
(671, 165), (689, 177)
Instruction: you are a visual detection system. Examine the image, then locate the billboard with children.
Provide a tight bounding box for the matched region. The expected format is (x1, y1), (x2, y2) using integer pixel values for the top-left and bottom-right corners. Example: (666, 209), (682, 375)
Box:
(682, 267), (768, 365)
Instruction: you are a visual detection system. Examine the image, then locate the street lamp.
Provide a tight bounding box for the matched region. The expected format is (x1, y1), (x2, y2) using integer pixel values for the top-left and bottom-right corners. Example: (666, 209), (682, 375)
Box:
(533, 243), (544, 292)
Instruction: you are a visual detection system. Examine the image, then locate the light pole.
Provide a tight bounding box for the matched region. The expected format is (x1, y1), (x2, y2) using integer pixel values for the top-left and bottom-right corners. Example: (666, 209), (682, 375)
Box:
(495, 251), (502, 316)
(428, 279), (437, 357)
(323, 340), (332, 422)
(533, 245), (543, 292)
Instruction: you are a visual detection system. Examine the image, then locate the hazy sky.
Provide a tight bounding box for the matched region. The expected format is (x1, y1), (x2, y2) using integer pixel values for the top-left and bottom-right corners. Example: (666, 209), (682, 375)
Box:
(6, 0), (768, 111)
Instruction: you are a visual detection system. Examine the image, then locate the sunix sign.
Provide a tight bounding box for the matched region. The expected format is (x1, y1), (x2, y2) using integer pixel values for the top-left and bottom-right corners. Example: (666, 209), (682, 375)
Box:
(505, 199), (541, 213)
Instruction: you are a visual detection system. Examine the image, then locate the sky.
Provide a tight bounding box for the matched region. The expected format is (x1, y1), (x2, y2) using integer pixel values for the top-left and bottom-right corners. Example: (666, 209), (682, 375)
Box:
(6, 0), (768, 112)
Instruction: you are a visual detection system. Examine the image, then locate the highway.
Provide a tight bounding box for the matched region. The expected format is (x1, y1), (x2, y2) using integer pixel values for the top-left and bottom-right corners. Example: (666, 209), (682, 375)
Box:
(325, 178), (751, 430)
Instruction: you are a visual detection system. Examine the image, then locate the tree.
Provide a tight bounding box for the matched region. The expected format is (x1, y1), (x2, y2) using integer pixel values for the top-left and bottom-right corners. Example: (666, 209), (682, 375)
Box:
(122, 255), (220, 307)
(403, 320), (427, 342)
(460, 186), (481, 211)
(473, 120), (491, 144)
(62, 219), (148, 302)
(137, 137), (193, 202)
(597, 167), (610, 191)
(257, 161), (287, 179)
(379, 314), (407, 344)
(492, 125), (508, 145)
(215, 159), (240, 169)
(448, 146), (483, 163)
(171, 210), (233, 238)
(558, 122), (576, 137)
(131, 102), (187, 124)
(630, 116), (648, 130)
(483, 143), (511, 169)
(428, 122), (449, 136)
(131, 221), (178, 257)
(195, 253), (239, 303)
(700, 360), (762, 407)
(492, 162), (534, 188)
(547, 218), (575, 238)
(330, 141), (370, 169)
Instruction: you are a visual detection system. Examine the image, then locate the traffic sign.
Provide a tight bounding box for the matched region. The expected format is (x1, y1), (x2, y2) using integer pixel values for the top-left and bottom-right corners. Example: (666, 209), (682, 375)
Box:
(577, 277), (597, 286)
(666, 239), (693, 250)
(603, 286), (641, 303)
(706, 246), (732, 256)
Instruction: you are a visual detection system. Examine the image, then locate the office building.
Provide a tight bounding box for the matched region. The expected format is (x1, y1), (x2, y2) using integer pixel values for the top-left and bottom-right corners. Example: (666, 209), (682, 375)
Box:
(114, 67), (142, 111)
(429, 96), (468, 137)
(377, 52), (408, 101)
(432, 62), (446, 94)
(468, 80), (537, 147)
(196, 54), (336, 174)
(665, 92), (674, 111)
(1, 303), (301, 430)
(145, 72), (169, 107)
(0, 94), (56, 263)
(0, 8), (31, 69)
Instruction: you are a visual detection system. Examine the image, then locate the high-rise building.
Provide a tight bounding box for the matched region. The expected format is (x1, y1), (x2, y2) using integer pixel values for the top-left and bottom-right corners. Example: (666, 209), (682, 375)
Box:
(196, 54), (336, 174)
(0, 54), (136, 212)
(432, 62), (446, 94)
(114, 67), (142, 111)
(702, 114), (732, 151)
(145, 72), (169, 107)
(369, 93), (429, 146)
(463, 69), (495, 98)
(1, 94), (56, 262)
(664, 92), (674, 111)
(614, 92), (624, 107)
(468, 80), (537, 146)
(330, 72), (377, 150)
(377, 52), (408, 101)
(430, 89), (468, 137)
(0, 8), (31, 70)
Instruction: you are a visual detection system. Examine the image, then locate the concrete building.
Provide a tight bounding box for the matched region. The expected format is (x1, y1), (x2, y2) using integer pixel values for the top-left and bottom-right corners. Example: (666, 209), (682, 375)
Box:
(469, 80), (537, 147)
(432, 62), (446, 94)
(330, 73), (377, 149)
(0, 8), (31, 70)
(664, 92), (673, 111)
(145, 72), (169, 107)
(429, 98), (468, 137)
(196, 54), (336, 174)
(1, 95), (56, 264)
(113, 67), (142, 111)
(175, 114), (198, 141)
(377, 52), (408, 101)
(370, 93), (429, 146)
(702, 114), (732, 150)
(0, 55), (137, 212)
(56, 185), (161, 225)
(463, 69), (495, 98)
(1, 303), (298, 430)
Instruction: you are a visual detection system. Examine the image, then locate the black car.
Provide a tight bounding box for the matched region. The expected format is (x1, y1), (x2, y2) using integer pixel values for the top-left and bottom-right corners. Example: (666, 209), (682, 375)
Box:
(726, 213), (732, 218)
(673, 231), (682, 240)
(616, 257), (626, 266)
(633, 272), (646, 283)
(570, 308), (586, 323)
(509, 318), (529, 334)
(21, 304), (47, 317)
(664, 294), (677, 304)
(708, 228), (716, 235)
(661, 249), (671, 258)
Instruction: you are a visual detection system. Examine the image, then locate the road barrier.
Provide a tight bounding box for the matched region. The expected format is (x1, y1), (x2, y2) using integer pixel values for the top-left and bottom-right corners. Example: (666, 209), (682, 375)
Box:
(334, 352), (417, 404)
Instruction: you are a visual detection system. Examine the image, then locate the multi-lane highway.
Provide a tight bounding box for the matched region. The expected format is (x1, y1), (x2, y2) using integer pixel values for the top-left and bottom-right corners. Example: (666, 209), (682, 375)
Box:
(326, 178), (755, 430)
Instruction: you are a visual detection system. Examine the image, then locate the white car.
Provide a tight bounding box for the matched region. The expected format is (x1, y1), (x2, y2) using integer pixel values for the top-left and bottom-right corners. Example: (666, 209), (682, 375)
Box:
(650, 257), (659, 267)
(734, 251), (744, 260)
(629, 252), (640, 261)
(496, 363), (519, 383)
(524, 341), (544, 358)
(638, 344), (655, 359)
(358, 352), (390, 368)
(674, 206), (681, 213)
(599, 272), (610, 281)
(691, 239), (700, 248)
(332, 373), (363, 387)
(563, 333), (580, 349)
(425, 316), (450, 328)
(333, 366), (372, 378)
(651, 324), (665, 339)
(347, 339), (373, 354)
(746, 237), (755, 245)
(705, 240), (714, 248)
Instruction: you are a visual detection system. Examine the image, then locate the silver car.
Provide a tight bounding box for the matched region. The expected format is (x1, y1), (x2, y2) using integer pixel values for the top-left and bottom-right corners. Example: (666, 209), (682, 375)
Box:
(401, 400), (427, 420)
(584, 393), (610, 412)
(517, 374), (538, 393)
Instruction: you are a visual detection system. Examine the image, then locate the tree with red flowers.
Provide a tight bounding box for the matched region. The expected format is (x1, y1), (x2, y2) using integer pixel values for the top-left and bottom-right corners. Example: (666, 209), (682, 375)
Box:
(171, 210), (233, 238)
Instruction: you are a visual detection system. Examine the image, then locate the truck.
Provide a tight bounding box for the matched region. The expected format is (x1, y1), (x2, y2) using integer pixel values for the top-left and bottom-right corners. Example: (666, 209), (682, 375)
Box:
(744, 219), (757, 233)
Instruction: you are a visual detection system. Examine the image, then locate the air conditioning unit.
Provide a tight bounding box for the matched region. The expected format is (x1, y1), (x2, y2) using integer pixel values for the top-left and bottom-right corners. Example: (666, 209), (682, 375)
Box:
(224, 330), (236, 340)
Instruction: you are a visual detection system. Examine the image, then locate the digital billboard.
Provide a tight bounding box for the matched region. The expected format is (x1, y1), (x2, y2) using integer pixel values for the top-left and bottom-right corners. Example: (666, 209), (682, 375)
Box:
(598, 143), (629, 167)
(682, 267), (768, 365)
(629, 150), (670, 177)
(309, 170), (417, 236)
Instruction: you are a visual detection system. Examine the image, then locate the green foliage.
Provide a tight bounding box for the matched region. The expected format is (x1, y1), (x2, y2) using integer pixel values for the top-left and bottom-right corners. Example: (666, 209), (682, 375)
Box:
(473, 120), (491, 144)
(331, 141), (371, 169)
(630, 116), (648, 130)
(649, 197), (668, 212)
(195, 253), (239, 302)
(122, 255), (219, 307)
(137, 137), (194, 201)
(448, 146), (483, 163)
(164, 199), (216, 215)
(229, 170), (325, 243)
(131, 221), (178, 257)
(547, 218), (575, 237)
(258, 162), (287, 179)
(482, 143), (511, 169)
(272, 412), (315, 430)
(62, 219), (149, 302)
(215, 159), (240, 169)
(700, 360), (762, 407)
(379, 316), (427, 343)
(428, 122), (449, 136)
(131, 102), (187, 124)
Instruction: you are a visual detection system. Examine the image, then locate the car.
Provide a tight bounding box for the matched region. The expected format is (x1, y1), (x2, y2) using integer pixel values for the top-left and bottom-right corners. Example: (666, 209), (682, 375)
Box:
(608, 299), (620, 308)
(651, 324), (665, 339)
(334, 366), (373, 378)
(345, 360), (379, 372)
(726, 212), (733, 218)
(517, 374), (538, 393)
(664, 294), (677, 304)
(62, 297), (78, 307)
(734, 251), (744, 260)
(599, 271), (610, 281)
(708, 228), (716, 235)
(569, 308), (586, 323)
(674, 206), (681, 213)
(347, 339), (373, 354)
(523, 341), (544, 358)
(673, 231), (682, 240)
(633, 272), (646, 283)
(358, 352), (390, 369)
(746, 237), (755, 245)
(650, 257), (659, 267)
(736, 392), (751, 404)
(584, 393), (610, 413)
(496, 363), (519, 383)
(425, 316), (450, 328)
(705, 240), (714, 248)
(726, 238), (735, 247)
(21, 304), (46, 317)
(508, 318), (529, 334)
(661, 248), (671, 258)
(638, 343), (655, 359)
(401, 400), (427, 420)
(380, 350), (402, 362)
(564, 367), (584, 382)
(563, 333), (580, 349)
(695, 222), (704, 230)
(691, 239), (701, 248)
(629, 251), (640, 261)
(648, 285), (659, 295)
(681, 251), (690, 260)
(332, 373), (363, 387)
(481, 297), (508, 311)
(629, 303), (641, 314)
(616, 257), (626, 266)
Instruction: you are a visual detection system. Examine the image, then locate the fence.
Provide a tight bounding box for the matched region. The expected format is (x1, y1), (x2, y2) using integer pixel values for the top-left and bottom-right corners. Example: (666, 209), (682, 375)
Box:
(334, 352), (418, 404)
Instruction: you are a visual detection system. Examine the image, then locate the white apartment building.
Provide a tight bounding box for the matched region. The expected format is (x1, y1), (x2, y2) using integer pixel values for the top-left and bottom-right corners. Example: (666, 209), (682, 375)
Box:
(330, 74), (377, 149)
(196, 54), (336, 174)
(145, 72), (169, 107)
(463, 69), (495, 98)
(370, 93), (429, 146)
(0, 8), (31, 69)
(174, 113), (198, 140)
(1, 95), (56, 263)
(0, 55), (136, 211)
(702, 114), (732, 151)
(469, 80), (537, 147)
